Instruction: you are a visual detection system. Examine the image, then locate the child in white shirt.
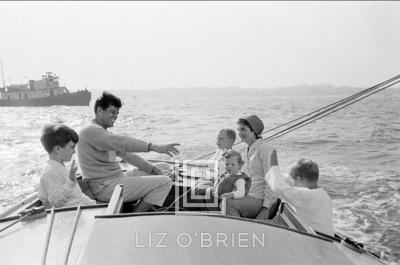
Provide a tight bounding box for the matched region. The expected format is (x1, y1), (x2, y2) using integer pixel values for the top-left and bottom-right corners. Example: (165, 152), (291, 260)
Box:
(212, 128), (236, 178)
(265, 150), (334, 236)
(39, 124), (96, 208)
(196, 128), (236, 194)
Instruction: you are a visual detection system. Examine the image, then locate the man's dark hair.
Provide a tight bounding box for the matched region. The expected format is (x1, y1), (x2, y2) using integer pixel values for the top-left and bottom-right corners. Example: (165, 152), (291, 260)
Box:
(94, 91), (122, 113)
(289, 158), (319, 182)
(40, 124), (79, 153)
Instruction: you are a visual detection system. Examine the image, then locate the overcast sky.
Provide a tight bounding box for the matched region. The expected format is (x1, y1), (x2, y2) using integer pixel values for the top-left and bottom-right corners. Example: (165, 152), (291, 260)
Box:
(0, 1), (399, 91)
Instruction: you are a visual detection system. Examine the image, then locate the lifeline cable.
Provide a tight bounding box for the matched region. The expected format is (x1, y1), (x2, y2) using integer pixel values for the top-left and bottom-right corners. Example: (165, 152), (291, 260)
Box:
(262, 78), (400, 143)
(0, 214), (29, 233)
(164, 75), (400, 212)
(41, 207), (55, 265)
(63, 204), (82, 265)
(188, 74), (400, 162)
(260, 74), (400, 137)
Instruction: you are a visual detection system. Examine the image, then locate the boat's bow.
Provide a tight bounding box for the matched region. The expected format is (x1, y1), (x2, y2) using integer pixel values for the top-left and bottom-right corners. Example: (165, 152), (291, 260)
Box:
(0, 205), (106, 265)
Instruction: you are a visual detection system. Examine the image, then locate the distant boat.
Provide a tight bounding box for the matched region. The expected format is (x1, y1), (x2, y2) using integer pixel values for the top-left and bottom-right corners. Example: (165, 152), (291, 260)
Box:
(0, 72), (91, 107)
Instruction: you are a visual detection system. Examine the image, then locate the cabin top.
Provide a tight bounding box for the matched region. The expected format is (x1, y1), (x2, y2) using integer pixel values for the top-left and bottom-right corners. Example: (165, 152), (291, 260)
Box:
(1, 72), (60, 93)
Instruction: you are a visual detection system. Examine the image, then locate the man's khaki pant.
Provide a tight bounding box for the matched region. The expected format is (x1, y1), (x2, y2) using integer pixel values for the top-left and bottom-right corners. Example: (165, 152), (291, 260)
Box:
(87, 169), (172, 207)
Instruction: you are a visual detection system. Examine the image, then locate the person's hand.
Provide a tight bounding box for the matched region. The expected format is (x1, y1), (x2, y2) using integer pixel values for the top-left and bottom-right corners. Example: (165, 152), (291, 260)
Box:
(68, 160), (78, 182)
(151, 143), (180, 157)
(150, 166), (163, 175)
(255, 207), (270, 220)
(270, 149), (278, 167)
(169, 165), (181, 178)
(220, 193), (235, 200)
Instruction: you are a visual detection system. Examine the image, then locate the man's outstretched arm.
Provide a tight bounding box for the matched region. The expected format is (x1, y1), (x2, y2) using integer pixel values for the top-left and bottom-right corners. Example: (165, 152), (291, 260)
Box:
(83, 126), (180, 156)
(118, 152), (155, 174)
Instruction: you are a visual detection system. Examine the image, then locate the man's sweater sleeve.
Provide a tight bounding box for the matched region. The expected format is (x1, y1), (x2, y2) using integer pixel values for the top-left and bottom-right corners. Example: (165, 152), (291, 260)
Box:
(118, 152), (154, 174)
(84, 126), (149, 153)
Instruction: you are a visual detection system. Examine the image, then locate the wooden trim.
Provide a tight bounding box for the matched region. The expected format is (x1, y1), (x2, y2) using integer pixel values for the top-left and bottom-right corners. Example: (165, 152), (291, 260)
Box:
(105, 185), (124, 215)
(279, 212), (297, 230)
(220, 197), (226, 215)
(281, 202), (315, 234)
(0, 192), (38, 218)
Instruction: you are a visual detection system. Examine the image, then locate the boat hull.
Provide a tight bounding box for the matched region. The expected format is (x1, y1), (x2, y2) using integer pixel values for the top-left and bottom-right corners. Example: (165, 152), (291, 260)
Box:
(0, 197), (386, 265)
(0, 205), (106, 265)
(78, 213), (354, 265)
(0, 90), (91, 107)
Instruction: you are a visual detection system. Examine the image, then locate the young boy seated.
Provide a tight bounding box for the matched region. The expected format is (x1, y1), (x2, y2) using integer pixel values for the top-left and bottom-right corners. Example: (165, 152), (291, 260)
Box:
(213, 128), (236, 175)
(209, 149), (251, 200)
(211, 128), (236, 184)
(195, 128), (236, 193)
(39, 124), (96, 208)
(265, 150), (334, 236)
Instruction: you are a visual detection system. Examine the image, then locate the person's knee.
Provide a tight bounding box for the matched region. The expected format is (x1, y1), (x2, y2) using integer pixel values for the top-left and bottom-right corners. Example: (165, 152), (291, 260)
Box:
(225, 199), (237, 210)
(224, 200), (240, 215)
(160, 175), (173, 188)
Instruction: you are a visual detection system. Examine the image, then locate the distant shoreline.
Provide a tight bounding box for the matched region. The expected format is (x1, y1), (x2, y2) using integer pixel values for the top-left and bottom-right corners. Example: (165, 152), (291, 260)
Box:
(92, 85), (400, 98)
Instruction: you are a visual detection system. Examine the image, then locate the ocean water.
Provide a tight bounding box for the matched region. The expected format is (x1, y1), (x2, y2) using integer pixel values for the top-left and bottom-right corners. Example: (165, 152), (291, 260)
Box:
(0, 92), (399, 264)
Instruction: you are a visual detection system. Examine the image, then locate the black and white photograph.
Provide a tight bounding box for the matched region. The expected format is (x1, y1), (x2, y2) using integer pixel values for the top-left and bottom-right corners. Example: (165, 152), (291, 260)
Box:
(0, 1), (399, 265)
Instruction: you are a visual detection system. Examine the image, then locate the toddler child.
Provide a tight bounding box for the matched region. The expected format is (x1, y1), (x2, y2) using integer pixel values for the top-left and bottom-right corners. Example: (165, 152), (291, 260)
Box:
(212, 149), (251, 199)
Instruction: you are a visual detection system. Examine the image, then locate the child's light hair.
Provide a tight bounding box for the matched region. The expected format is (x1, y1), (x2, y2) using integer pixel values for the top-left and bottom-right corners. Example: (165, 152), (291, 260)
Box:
(219, 128), (236, 142)
(224, 149), (244, 166)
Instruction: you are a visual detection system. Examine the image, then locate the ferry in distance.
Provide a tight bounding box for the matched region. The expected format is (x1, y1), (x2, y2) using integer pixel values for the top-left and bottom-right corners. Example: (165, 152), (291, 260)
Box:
(0, 72), (91, 107)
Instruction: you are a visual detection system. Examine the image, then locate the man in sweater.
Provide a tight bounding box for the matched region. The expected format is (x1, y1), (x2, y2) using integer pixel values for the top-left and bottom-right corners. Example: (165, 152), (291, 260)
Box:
(265, 149), (334, 236)
(78, 92), (180, 212)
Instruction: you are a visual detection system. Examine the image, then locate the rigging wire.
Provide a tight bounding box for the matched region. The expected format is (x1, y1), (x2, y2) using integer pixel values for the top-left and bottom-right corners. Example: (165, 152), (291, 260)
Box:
(165, 75), (400, 211)
(260, 74), (400, 137)
(262, 79), (400, 143)
(188, 74), (400, 163)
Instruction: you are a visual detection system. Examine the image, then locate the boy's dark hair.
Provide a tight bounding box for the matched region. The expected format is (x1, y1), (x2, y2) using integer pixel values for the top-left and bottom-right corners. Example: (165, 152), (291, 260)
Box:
(220, 128), (236, 143)
(94, 91), (122, 113)
(289, 158), (319, 182)
(40, 124), (79, 153)
(224, 149), (244, 166)
(237, 118), (261, 139)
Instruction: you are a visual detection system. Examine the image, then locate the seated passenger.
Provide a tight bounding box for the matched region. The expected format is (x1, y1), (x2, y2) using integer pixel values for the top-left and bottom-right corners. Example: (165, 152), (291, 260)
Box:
(213, 150), (251, 200)
(195, 128), (236, 195)
(226, 115), (276, 219)
(212, 128), (236, 177)
(78, 92), (179, 212)
(39, 124), (96, 208)
(265, 150), (334, 236)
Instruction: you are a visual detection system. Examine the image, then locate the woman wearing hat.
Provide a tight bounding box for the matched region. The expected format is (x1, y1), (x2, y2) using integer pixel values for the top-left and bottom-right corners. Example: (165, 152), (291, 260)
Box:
(224, 115), (277, 219)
